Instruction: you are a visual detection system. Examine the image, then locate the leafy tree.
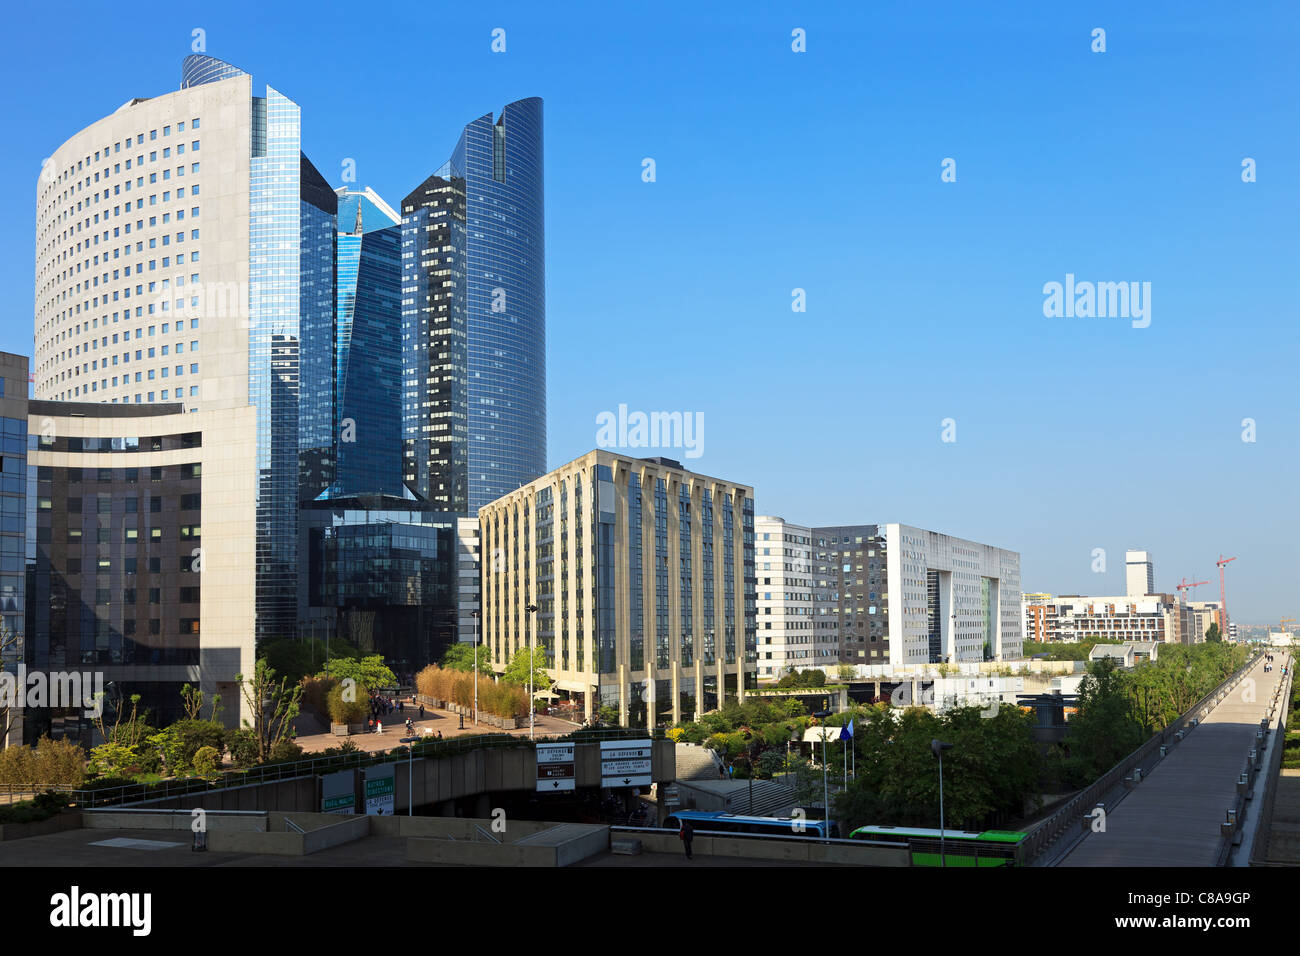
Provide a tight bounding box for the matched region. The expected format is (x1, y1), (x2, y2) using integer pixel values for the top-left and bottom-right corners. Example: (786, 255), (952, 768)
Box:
(442, 642), (494, 676)
(192, 746), (222, 779)
(1206, 622), (1223, 643)
(502, 646), (550, 691)
(235, 659), (302, 764)
(756, 749), (787, 779)
(147, 719), (226, 776)
(317, 655), (396, 694)
(260, 636), (361, 687)
(180, 684), (223, 723)
(1055, 657), (1145, 786)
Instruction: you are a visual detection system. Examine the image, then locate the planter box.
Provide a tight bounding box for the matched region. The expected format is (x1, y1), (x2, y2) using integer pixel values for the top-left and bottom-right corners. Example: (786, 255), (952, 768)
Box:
(502, 717), (517, 730)
(348, 722), (366, 735)
(330, 723), (349, 736)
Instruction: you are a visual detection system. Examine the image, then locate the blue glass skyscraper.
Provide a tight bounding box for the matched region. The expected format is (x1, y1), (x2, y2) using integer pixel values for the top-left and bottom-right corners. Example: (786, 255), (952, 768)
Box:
(402, 98), (546, 513)
(182, 55), (337, 642)
(328, 188), (403, 498)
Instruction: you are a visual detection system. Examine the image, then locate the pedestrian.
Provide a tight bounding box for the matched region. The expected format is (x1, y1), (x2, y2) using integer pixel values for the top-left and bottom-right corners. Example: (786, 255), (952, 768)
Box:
(419, 704), (425, 720)
(377, 719), (383, 735)
(679, 819), (694, 860)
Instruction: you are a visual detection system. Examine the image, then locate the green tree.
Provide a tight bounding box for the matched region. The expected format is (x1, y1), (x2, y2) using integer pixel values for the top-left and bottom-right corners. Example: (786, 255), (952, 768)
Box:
(1206, 622), (1223, 643)
(442, 642), (494, 676)
(502, 646), (550, 690)
(260, 636), (361, 687)
(317, 655), (396, 694)
(235, 659), (302, 764)
(1057, 657), (1145, 786)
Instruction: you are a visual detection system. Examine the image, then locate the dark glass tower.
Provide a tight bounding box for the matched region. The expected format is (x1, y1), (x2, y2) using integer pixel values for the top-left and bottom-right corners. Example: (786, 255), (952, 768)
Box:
(402, 97), (546, 513)
(332, 189), (403, 498)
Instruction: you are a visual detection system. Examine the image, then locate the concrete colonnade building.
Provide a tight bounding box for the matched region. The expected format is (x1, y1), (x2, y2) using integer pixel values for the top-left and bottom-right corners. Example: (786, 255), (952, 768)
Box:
(478, 450), (756, 728)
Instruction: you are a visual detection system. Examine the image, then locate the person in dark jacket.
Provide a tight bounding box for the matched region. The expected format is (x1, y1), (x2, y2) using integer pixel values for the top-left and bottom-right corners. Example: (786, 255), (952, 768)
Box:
(679, 820), (694, 860)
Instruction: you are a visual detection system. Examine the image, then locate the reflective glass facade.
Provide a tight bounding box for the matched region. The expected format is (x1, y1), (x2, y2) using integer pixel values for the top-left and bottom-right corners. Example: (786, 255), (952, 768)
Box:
(403, 98), (545, 514)
(181, 54), (249, 89)
(331, 189), (402, 498)
(303, 497), (458, 671)
(248, 83), (338, 641)
(0, 358), (27, 677)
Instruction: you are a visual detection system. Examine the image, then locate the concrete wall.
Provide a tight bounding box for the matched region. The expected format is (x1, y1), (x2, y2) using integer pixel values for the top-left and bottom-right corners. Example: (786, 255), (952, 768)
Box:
(631, 830), (909, 866)
(122, 740), (676, 817)
(83, 810), (266, 831)
(128, 775), (318, 813)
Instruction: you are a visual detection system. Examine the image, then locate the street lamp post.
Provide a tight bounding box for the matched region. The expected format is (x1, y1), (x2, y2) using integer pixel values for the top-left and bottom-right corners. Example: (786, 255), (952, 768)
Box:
(400, 736), (419, 817)
(814, 710), (832, 843)
(932, 738), (953, 867)
(526, 604), (539, 740)
(472, 609), (480, 726)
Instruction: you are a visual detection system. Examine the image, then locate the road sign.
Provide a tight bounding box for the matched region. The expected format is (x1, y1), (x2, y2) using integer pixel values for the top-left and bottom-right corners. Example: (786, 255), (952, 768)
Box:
(536, 743), (576, 792)
(663, 785), (680, 808)
(321, 769), (356, 815)
(600, 739), (653, 788)
(363, 763), (395, 815)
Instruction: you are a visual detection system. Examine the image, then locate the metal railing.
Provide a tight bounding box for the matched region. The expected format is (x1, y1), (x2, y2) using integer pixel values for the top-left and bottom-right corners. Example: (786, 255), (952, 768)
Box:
(1023, 651), (1262, 866)
(1242, 655), (1292, 864)
(38, 726), (668, 809)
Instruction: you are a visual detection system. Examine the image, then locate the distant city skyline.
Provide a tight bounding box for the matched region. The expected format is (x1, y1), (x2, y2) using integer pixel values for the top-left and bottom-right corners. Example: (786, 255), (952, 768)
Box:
(10, 1), (1296, 622)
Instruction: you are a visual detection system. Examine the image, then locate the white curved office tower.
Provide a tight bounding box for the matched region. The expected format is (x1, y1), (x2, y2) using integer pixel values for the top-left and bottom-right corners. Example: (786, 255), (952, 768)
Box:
(34, 54), (336, 642)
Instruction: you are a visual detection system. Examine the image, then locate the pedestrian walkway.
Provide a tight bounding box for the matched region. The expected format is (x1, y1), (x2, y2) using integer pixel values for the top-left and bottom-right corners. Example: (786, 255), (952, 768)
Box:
(1060, 654), (1286, 867)
(294, 699), (584, 755)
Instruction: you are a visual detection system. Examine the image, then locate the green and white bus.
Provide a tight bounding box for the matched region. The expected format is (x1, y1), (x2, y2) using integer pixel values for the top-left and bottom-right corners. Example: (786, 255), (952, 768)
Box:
(849, 825), (1026, 866)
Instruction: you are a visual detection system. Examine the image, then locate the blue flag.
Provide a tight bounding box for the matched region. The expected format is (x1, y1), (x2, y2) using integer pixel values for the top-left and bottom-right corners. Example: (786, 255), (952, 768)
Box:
(839, 719), (854, 741)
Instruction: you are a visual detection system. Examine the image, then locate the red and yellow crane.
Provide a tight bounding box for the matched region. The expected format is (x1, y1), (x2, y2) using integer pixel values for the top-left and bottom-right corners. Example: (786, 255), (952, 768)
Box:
(1175, 577), (1210, 602)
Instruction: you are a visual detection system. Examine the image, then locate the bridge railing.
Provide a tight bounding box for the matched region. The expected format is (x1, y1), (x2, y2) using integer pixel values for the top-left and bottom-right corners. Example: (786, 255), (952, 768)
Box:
(1021, 651), (1262, 866)
(46, 726), (668, 809)
(1241, 653), (1292, 864)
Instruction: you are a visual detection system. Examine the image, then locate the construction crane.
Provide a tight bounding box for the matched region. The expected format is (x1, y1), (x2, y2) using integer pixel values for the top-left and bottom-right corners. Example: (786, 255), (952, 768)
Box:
(1216, 555), (1237, 633)
(1281, 618), (1295, 636)
(1175, 577), (1210, 602)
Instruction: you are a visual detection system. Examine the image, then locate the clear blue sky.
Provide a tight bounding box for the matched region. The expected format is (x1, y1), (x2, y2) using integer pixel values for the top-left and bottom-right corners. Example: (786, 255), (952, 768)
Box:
(7, 1), (1297, 623)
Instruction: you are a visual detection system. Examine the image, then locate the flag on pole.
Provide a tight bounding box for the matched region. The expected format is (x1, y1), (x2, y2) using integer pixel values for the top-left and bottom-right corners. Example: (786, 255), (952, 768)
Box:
(839, 719), (854, 741)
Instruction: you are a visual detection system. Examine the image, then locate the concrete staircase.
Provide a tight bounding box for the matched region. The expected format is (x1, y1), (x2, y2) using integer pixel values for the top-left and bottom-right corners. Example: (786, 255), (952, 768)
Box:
(722, 779), (800, 817)
(675, 743), (723, 781)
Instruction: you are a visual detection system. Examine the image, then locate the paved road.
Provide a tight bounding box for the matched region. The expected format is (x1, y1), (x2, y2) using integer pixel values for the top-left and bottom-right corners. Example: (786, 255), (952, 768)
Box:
(1060, 653), (1286, 867)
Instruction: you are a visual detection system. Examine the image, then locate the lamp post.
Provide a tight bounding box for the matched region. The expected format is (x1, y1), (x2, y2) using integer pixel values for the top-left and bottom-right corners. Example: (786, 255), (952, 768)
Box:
(814, 710), (832, 842)
(526, 604), (539, 740)
(472, 609), (480, 726)
(400, 736), (419, 817)
(932, 738), (953, 867)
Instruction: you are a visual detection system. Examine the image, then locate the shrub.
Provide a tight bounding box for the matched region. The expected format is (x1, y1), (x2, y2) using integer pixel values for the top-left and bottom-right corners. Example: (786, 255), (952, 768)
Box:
(33, 736), (88, 789)
(268, 739), (304, 763)
(224, 728), (261, 770)
(666, 727), (685, 743)
(192, 746), (222, 778)
(327, 683), (368, 725)
(301, 675), (337, 721)
(0, 790), (70, 825)
(88, 742), (149, 779)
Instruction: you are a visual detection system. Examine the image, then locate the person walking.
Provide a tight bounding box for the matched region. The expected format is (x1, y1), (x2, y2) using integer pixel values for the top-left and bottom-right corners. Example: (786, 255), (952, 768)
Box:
(679, 819), (694, 861)
(419, 704), (425, 720)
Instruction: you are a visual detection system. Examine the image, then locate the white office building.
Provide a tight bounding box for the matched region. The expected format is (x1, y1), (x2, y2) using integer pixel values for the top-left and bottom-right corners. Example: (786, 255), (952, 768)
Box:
(884, 523), (1023, 664)
(755, 516), (816, 679)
